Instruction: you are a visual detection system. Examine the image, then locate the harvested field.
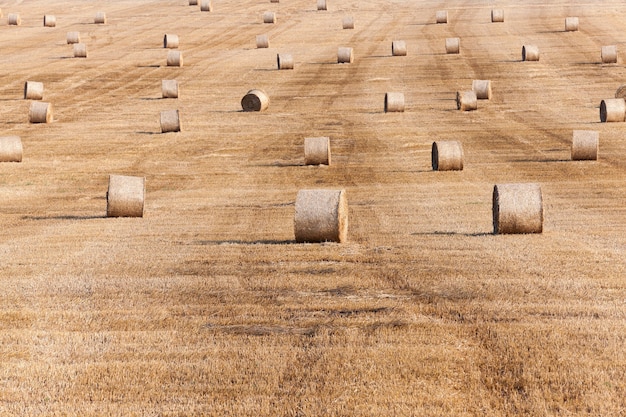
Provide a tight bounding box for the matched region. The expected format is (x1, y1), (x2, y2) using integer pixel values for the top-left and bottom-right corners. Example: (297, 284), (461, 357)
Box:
(1, 0), (626, 415)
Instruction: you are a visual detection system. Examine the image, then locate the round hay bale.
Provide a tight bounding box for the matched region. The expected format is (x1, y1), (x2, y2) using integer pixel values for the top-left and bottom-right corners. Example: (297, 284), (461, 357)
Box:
(167, 50), (183, 67)
(615, 85), (626, 99)
(66, 31), (81, 44)
(160, 109), (181, 133)
(392, 40), (407, 56)
(24, 81), (44, 100)
(565, 16), (579, 32)
(432, 141), (464, 171)
(571, 130), (598, 161)
(522, 45), (539, 61)
(304, 136), (331, 165)
(43, 15), (56, 27)
(163, 34), (179, 49)
(161, 80), (179, 98)
(492, 183), (543, 234)
(277, 54), (294, 70)
(600, 98), (626, 122)
(94, 11), (106, 24)
(436, 10), (448, 24)
(28, 101), (52, 123)
(263, 11), (276, 23)
(0, 136), (23, 163)
(256, 34), (269, 48)
(294, 189), (347, 243)
(189, 0), (198, 4)
(342, 16), (354, 29)
(241, 89), (269, 112)
(8, 13), (21, 26)
(384, 92), (405, 112)
(200, 0), (212, 12)
(472, 79), (492, 100)
(445, 37), (460, 54)
(337, 47), (353, 63)
(73, 43), (87, 58)
(107, 174), (145, 218)
(601, 45), (617, 64)
(456, 91), (477, 111)
(270, 0), (280, 3)
(491, 9), (504, 22)
(317, 0), (327, 10)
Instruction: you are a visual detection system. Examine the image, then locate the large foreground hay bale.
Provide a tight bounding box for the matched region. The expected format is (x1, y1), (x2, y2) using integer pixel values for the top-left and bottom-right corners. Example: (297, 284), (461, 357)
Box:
(161, 80), (179, 98)
(317, 0), (327, 10)
(256, 34), (269, 48)
(107, 175), (145, 218)
(432, 141), (463, 171)
(167, 50), (183, 67)
(94, 11), (106, 24)
(472, 80), (492, 100)
(164, 34), (179, 48)
(160, 109), (181, 132)
(493, 183), (543, 234)
(0, 136), (23, 162)
(445, 37), (460, 54)
(43, 15), (56, 27)
(571, 130), (598, 161)
(384, 92), (405, 112)
(522, 45), (539, 61)
(8, 13), (21, 25)
(277, 54), (294, 70)
(392, 40), (407, 56)
(600, 98), (626, 122)
(342, 16), (354, 29)
(601, 45), (617, 64)
(436, 10), (448, 24)
(565, 17), (579, 31)
(491, 9), (504, 22)
(201, 1), (212, 11)
(337, 47), (353, 63)
(24, 81), (44, 100)
(304, 136), (331, 165)
(73, 43), (87, 58)
(28, 102), (52, 123)
(263, 11), (276, 23)
(456, 91), (477, 111)
(66, 31), (81, 44)
(241, 89), (269, 112)
(294, 189), (347, 243)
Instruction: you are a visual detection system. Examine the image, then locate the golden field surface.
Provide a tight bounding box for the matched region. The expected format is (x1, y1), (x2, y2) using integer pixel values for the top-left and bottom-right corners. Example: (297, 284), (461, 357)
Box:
(1, 0), (625, 415)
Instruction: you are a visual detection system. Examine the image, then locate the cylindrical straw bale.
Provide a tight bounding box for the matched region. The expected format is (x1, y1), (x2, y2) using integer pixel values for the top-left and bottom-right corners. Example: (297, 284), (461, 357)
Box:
(256, 34), (269, 48)
(277, 54), (294, 70)
(24, 81), (44, 100)
(161, 80), (179, 99)
(304, 136), (331, 165)
(337, 47), (353, 63)
(491, 9), (504, 22)
(445, 37), (460, 54)
(600, 98), (626, 122)
(384, 92), (405, 112)
(73, 43), (87, 58)
(160, 109), (181, 133)
(94, 12), (106, 24)
(492, 183), (543, 234)
(601, 45), (617, 64)
(28, 101), (52, 123)
(8, 13), (21, 25)
(342, 16), (354, 29)
(189, 0), (198, 4)
(163, 34), (179, 49)
(432, 141), (464, 171)
(270, 0), (279, 3)
(571, 130), (598, 161)
(472, 80), (492, 100)
(241, 89), (269, 112)
(436, 10), (448, 24)
(456, 91), (477, 111)
(200, 1), (212, 12)
(615, 85), (626, 99)
(522, 45), (539, 61)
(294, 189), (347, 243)
(0, 136), (23, 162)
(392, 40), (407, 56)
(66, 31), (81, 44)
(107, 175), (145, 218)
(317, 0), (327, 10)
(43, 15), (56, 27)
(167, 50), (183, 67)
(565, 17), (579, 32)
(263, 11), (276, 23)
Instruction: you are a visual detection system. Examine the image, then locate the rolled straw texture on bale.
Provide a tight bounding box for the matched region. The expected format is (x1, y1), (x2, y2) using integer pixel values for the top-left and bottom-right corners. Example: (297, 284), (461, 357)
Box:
(472, 80), (492, 100)
(43, 15), (56, 27)
(456, 91), (477, 111)
(263, 11), (276, 23)
(277, 54), (294, 70)
(337, 47), (353, 63)
(73, 43), (87, 58)
(445, 38), (460, 54)
(492, 183), (543, 234)
(392, 40), (407, 56)
(29, 101), (52, 123)
(189, 0), (198, 4)
(342, 16), (354, 29)
(241, 89), (269, 112)
(8, 13), (21, 25)
(384, 92), (405, 112)
(436, 10), (448, 24)
(24, 81), (44, 100)
(615, 85), (626, 99)
(565, 17), (579, 31)
(163, 34), (179, 48)
(522, 45), (539, 61)
(200, 1), (212, 12)
(167, 50), (183, 67)
(107, 175), (145, 218)
(0, 136), (23, 162)
(432, 141), (464, 171)
(256, 34), (269, 48)
(94, 12), (106, 24)
(601, 45), (617, 64)
(294, 189), (347, 243)
(491, 9), (504, 22)
(571, 130), (598, 161)
(304, 137), (331, 165)
(160, 109), (181, 133)
(317, 0), (327, 10)
(600, 98), (626, 122)
(161, 80), (179, 98)
(66, 31), (80, 44)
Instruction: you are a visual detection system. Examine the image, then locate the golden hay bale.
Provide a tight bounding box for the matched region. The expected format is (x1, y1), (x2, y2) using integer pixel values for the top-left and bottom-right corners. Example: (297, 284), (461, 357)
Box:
(472, 79), (492, 100)
(277, 54), (294, 70)
(167, 50), (183, 67)
(601, 45), (617, 64)
(0, 136), (23, 163)
(392, 40), (407, 56)
(491, 9), (504, 22)
(565, 16), (579, 31)
(456, 91), (477, 111)
(304, 136), (331, 165)
(342, 16), (354, 29)
(8, 13), (21, 25)
(600, 98), (626, 122)
(522, 45), (539, 61)
(29, 102), (52, 123)
(615, 85), (626, 99)
(432, 141), (464, 171)
(384, 92), (405, 112)
(161, 80), (179, 99)
(270, 0), (279, 3)
(445, 37), (460, 54)
(256, 34), (269, 48)
(73, 43), (87, 58)
(24, 81), (44, 100)
(571, 130), (598, 161)
(94, 11), (106, 24)
(492, 183), (543, 234)
(337, 47), (353, 63)
(263, 11), (276, 23)
(200, 0), (212, 12)
(294, 189), (347, 243)
(43, 15), (56, 27)
(160, 109), (181, 133)
(107, 174), (145, 218)
(317, 0), (327, 10)
(436, 10), (448, 24)
(241, 89), (269, 112)
(66, 31), (81, 44)
(189, 0), (198, 5)
(163, 34), (179, 48)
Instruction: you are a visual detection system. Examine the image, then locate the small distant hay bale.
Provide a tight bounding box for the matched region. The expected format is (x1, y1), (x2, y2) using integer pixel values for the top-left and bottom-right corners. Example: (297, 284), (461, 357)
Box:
(24, 81), (44, 100)
(0, 136), (23, 162)
(94, 11), (106, 24)
(317, 0), (327, 10)
(73, 43), (87, 58)
(263, 11), (276, 23)
(392, 40), (407, 56)
(304, 136), (331, 165)
(456, 91), (477, 111)
(491, 9), (504, 22)
(161, 80), (179, 98)
(160, 109), (181, 133)
(565, 17), (579, 32)
(270, 0), (279, 3)
(43, 15), (56, 27)
(241, 89), (269, 112)
(200, 0), (212, 12)
(432, 141), (464, 171)
(492, 183), (543, 234)
(571, 130), (598, 161)
(294, 189), (347, 243)
(384, 92), (405, 112)
(107, 174), (145, 218)
(277, 54), (294, 70)
(66, 31), (81, 44)
(472, 80), (492, 100)
(445, 37), (460, 54)
(189, 0), (198, 4)
(615, 85), (626, 99)
(436, 10), (448, 24)
(337, 47), (353, 63)
(8, 13), (21, 25)
(522, 45), (539, 61)
(167, 50), (183, 67)
(342, 16), (354, 29)
(600, 98), (626, 122)
(256, 34), (269, 48)
(601, 45), (617, 64)
(163, 34), (179, 48)
(29, 101), (52, 123)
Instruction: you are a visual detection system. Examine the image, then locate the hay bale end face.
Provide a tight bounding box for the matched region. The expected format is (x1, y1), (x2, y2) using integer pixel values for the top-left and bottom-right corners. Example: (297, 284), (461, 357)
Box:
(263, 11), (276, 23)
(200, 1), (212, 12)
(277, 54), (294, 70)
(472, 80), (492, 100)
(66, 31), (81, 44)
(161, 80), (179, 98)
(73, 43), (87, 58)
(342, 16), (354, 29)
(0, 136), (23, 162)
(94, 11), (106, 24)
(392, 40), (407, 56)
(601, 45), (617, 64)
(565, 17), (579, 31)
(304, 137), (331, 165)
(107, 175), (145, 218)
(256, 34), (269, 48)
(456, 91), (477, 111)
(294, 189), (347, 243)
(8, 13), (21, 25)
(317, 0), (327, 10)
(445, 37), (460, 54)
(337, 47), (354, 63)
(600, 98), (626, 122)
(522, 45), (539, 61)
(571, 130), (598, 161)
(491, 9), (504, 22)
(160, 110), (181, 133)
(432, 141), (464, 171)
(24, 81), (44, 100)
(43, 15), (56, 27)
(436, 10), (448, 24)
(241, 89), (269, 112)
(384, 92), (405, 112)
(28, 102), (52, 123)
(163, 34), (179, 49)
(493, 183), (543, 234)
(167, 50), (183, 67)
